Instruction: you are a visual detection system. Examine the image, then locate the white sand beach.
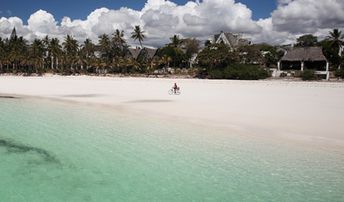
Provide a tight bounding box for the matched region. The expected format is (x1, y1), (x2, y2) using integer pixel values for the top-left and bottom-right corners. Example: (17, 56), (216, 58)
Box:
(1, 75), (344, 145)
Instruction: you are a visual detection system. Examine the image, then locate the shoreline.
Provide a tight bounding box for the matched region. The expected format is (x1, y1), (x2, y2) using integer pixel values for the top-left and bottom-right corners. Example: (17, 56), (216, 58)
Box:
(1, 73), (344, 83)
(2, 92), (344, 151)
(1, 75), (344, 148)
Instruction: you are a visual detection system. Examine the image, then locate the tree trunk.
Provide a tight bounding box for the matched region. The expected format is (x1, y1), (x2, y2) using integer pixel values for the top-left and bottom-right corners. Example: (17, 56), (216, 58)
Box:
(51, 56), (54, 70)
(35, 62), (38, 73)
(338, 46), (342, 70)
(13, 62), (16, 73)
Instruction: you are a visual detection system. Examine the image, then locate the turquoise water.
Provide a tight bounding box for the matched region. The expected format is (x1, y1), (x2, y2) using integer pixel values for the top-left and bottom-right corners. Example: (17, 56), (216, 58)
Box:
(0, 97), (344, 202)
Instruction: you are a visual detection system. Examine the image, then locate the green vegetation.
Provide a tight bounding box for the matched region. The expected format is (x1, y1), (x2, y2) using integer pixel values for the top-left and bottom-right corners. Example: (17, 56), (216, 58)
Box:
(131, 25), (145, 49)
(335, 69), (344, 78)
(320, 29), (344, 71)
(156, 46), (186, 68)
(0, 27), (343, 80)
(0, 27), (202, 76)
(197, 44), (239, 69)
(301, 69), (317, 81)
(155, 35), (199, 70)
(296, 34), (318, 47)
(208, 64), (270, 80)
(197, 43), (274, 80)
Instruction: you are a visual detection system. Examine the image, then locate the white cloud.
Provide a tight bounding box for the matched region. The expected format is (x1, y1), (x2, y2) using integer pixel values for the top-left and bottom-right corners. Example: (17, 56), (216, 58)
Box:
(0, 17), (33, 40)
(28, 9), (59, 37)
(248, 0), (344, 45)
(250, 18), (295, 45)
(0, 0), (343, 46)
(138, 0), (262, 46)
(272, 0), (344, 34)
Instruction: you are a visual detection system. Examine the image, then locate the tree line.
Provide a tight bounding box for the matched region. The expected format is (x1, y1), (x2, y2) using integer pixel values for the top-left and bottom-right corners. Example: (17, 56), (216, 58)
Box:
(0, 25), (199, 75)
(0, 25), (343, 79)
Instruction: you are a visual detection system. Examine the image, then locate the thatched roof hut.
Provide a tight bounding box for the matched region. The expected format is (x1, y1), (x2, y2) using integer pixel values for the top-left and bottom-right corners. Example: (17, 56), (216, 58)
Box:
(281, 47), (327, 62)
(142, 48), (157, 60)
(128, 48), (141, 60)
(277, 46), (329, 80)
(127, 47), (157, 62)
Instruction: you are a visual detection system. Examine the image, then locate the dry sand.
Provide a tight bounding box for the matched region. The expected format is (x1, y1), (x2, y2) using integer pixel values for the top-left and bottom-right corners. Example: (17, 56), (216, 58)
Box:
(1, 75), (344, 145)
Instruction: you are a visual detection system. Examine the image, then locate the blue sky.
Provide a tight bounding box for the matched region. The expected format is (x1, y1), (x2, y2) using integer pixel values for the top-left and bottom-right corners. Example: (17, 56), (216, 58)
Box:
(0, 0), (277, 21)
(1, 0), (341, 46)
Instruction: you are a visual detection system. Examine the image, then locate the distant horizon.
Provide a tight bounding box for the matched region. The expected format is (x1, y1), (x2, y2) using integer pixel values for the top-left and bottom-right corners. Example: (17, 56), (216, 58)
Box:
(1, 0), (343, 47)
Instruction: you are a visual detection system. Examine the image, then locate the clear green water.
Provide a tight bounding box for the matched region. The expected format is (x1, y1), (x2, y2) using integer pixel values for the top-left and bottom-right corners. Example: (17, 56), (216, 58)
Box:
(0, 98), (344, 202)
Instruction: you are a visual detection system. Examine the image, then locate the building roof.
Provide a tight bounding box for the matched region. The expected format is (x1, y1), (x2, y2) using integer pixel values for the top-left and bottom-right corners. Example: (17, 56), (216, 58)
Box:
(128, 48), (141, 60)
(143, 48), (157, 59)
(213, 32), (250, 48)
(281, 47), (327, 62)
(128, 47), (157, 61)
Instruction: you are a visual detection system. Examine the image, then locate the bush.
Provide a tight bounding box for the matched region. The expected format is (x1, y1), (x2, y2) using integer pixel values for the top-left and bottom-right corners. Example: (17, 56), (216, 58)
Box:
(335, 69), (344, 78)
(301, 69), (317, 80)
(280, 72), (287, 77)
(197, 44), (239, 69)
(208, 69), (225, 79)
(208, 64), (270, 80)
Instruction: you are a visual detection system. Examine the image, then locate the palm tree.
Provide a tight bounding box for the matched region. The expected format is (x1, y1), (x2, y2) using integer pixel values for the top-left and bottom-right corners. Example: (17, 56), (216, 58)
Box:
(131, 25), (145, 48)
(170, 35), (181, 48)
(42, 35), (50, 69)
(81, 38), (95, 70)
(2, 38), (10, 72)
(30, 39), (45, 73)
(0, 37), (4, 72)
(113, 29), (126, 46)
(328, 29), (344, 69)
(7, 28), (19, 71)
(112, 29), (127, 57)
(98, 34), (112, 66)
(161, 55), (172, 68)
(0, 28), (30, 73)
(49, 38), (62, 70)
(124, 57), (140, 73)
(62, 35), (79, 72)
(328, 29), (344, 51)
(8, 34), (28, 72)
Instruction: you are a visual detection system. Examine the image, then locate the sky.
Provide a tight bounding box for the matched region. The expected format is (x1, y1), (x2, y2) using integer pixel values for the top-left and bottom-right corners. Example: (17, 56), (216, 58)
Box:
(0, 0), (343, 47)
(0, 0), (276, 20)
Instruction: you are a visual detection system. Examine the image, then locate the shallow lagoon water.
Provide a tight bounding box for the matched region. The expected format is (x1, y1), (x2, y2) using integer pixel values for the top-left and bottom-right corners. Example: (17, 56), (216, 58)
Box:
(0, 97), (344, 202)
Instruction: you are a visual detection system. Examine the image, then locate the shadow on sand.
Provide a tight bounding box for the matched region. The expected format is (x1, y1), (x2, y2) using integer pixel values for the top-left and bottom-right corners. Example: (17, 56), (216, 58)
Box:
(61, 94), (105, 98)
(0, 95), (19, 99)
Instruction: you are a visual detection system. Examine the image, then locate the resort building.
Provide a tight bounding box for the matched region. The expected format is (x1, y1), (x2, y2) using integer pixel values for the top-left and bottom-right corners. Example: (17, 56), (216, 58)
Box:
(127, 47), (157, 62)
(210, 31), (251, 50)
(277, 47), (329, 80)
